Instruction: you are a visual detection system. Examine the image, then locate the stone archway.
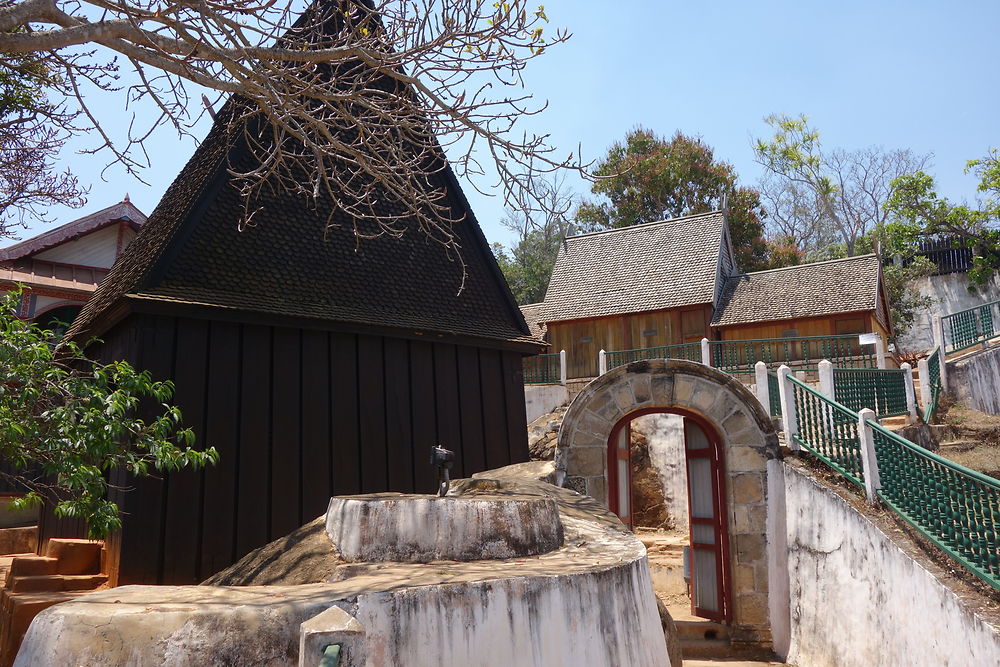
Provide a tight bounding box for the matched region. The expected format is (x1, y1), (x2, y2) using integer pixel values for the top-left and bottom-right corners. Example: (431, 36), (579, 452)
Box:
(554, 358), (781, 650)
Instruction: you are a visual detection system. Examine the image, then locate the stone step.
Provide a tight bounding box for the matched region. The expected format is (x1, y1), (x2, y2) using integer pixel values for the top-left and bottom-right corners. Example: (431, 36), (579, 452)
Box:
(44, 538), (102, 575)
(674, 620), (730, 641)
(7, 573), (107, 594)
(0, 589), (90, 666)
(680, 638), (733, 659)
(7, 557), (58, 579)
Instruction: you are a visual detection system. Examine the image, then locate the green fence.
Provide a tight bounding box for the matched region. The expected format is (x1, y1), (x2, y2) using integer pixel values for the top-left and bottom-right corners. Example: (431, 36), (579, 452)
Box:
(709, 334), (876, 375)
(767, 372), (782, 418)
(870, 422), (1000, 589)
(522, 353), (561, 384)
(789, 376), (866, 487)
(942, 299), (1000, 352)
(785, 372), (1000, 590)
(833, 368), (909, 419)
(604, 342), (702, 371)
(924, 347), (942, 423)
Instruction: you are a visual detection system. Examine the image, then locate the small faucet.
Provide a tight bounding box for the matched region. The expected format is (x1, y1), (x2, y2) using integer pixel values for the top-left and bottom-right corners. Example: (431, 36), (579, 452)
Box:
(429, 446), (455, 497)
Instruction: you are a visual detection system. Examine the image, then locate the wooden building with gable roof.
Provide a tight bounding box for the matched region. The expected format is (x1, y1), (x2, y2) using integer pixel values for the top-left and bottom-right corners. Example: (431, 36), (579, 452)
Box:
(57, 83), (540, 586)
(533, 211), (893, 378)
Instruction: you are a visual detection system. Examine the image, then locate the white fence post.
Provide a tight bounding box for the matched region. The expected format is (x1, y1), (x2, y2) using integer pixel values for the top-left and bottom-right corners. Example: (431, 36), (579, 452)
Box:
(817, 359), (835, 400)
(875, 336), (887, 370)
(939, 346), (949, 392)
(598, 349), (607, 376)
(901, 362), (918, 424)
(754, 361), (769, 414)
(918, 356), (931, 410)
(701, 338), (711, 366)
(857, 408), (882, 504)
(559, 350), (567, 386)
(777, 365), (799, 450)
(932, 315), (946, 354)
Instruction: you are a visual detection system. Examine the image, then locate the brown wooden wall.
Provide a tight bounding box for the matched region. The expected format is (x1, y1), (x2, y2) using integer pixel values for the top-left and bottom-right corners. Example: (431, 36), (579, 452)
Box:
(42, 312), (529, 585)
(716, 312), (874, 341)
(547, 304), (713, 378)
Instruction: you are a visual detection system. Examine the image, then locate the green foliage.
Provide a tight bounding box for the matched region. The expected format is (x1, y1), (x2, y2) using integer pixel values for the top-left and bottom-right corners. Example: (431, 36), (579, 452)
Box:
(881, 258), (935, 337)
(884, 148), (1000, 286)
(576, 128), (770, 271)
(492, 234), (559, 305)
(0, 290), (217, 538)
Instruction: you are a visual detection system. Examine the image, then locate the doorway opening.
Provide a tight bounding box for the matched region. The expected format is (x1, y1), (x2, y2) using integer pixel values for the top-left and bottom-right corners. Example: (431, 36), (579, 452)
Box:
(607, 408), (732, 625)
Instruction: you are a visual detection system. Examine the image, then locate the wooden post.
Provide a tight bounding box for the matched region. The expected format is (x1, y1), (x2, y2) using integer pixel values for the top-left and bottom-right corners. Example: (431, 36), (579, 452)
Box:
(701, 337), (711, 366)
(559, 350), (567, 386)
(901, 362), (918, 424)
(598, 349), (607, 376)
(778, 365), (799, 450)
(918, 356), (932, 410)
(857, 408), (882, 504)
(754, 361), (769, 414)
(818, 359), (835, 400)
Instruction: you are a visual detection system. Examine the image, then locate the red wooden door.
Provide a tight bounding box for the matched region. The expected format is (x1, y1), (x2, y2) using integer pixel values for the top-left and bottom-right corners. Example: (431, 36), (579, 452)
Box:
(607, 420), (632, 528)
(684, 417), (731, 622)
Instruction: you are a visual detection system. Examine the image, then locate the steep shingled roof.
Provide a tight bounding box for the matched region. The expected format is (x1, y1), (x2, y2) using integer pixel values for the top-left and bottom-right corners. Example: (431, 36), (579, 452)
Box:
(712, 254), (882, 327)
(540, 211), (726, 323)
(66, 102), (535, 347)
(519, 302), (548, 339)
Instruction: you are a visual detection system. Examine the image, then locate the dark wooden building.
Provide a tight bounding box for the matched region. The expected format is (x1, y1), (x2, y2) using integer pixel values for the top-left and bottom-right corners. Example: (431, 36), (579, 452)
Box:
(56, 98), (541, 585)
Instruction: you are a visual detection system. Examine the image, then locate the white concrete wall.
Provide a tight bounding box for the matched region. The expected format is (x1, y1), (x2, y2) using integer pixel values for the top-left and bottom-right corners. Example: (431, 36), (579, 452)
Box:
(780, 462), (1000, 667)
(524, 384), (570, 423)
(948, 345), (1000, 415)
(631, 414), (688, 529)
(898, 272), (1000, 352)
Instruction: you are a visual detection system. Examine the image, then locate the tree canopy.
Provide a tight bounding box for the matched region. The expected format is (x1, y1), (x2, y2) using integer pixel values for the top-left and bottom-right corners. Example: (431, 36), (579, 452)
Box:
(576, 128), (769, 271)
(0, 0), (581, 254)
(0, 290), (216, 538)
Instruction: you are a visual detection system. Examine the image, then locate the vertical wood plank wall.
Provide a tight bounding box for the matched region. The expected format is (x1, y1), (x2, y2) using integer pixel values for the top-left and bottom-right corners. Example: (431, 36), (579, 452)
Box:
(41, 314), (529, 585)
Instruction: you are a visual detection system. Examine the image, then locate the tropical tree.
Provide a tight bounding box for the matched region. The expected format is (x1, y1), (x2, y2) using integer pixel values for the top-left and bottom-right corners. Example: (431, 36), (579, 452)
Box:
(0, 289), (216, 538)
(0, 0), (580, 253)
(576, 128), (769, 271)
(753, 113), (931, 258)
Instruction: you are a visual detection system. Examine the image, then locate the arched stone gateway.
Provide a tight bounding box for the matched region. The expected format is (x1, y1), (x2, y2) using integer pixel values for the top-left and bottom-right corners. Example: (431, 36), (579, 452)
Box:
(555, 358), (782, 651)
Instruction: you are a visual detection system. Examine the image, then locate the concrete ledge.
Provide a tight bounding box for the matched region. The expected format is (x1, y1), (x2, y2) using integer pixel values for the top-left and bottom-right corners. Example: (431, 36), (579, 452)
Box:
(325, 493), (564, 562)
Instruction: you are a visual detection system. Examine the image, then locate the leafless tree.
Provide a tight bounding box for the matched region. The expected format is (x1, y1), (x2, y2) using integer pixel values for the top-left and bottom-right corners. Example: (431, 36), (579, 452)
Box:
(0, 0), (583, 266)
(754, 114), (931, 257)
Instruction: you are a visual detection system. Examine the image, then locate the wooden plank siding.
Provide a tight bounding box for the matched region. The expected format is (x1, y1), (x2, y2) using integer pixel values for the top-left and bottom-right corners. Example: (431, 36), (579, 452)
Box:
(547, 304), (713, 378)
(38, 313), (530, 585)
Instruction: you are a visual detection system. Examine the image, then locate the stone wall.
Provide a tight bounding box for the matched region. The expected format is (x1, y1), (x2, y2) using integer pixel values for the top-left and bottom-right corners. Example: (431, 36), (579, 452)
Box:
(630, 414), (688, 529)
(897, 272), (1000, 352)
(780, 460), (1000, 667)
(555, 359), (780, 649)
(948, 344), (1000, 415)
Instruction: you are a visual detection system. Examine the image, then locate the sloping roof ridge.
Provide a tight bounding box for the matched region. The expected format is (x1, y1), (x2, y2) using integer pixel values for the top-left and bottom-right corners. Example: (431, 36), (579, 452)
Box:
(739, 253), (878, 278)
(0, 199), (147, 261)
(565, 209), (723, 241)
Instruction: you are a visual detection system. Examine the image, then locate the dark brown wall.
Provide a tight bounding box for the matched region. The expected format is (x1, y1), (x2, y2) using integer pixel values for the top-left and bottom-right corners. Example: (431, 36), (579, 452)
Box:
(42, 312), (529, 585)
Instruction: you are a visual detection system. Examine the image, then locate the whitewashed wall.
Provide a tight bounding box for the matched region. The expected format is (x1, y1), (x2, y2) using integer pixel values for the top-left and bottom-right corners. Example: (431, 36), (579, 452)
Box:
(948, 345), (1000, 415)
(780, 462), (1000, 667)
(524, 384), (570, 423)
(631, 414), (688, 529)
(898, 272), (1000, 352)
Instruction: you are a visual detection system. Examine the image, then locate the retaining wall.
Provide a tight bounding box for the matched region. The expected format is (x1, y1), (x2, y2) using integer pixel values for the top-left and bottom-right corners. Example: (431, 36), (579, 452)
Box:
(780, 460), (1000, 667)
(630, 414), (688, 529)
(948, 344), (1000, 415)
(524, 384), (570, 423)
(898, 273), (1000, 352)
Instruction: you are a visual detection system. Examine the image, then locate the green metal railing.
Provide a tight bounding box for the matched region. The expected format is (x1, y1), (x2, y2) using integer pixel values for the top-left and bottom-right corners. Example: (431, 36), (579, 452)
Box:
(709, 335), (876, 375)
(942, 299), (1000, 352)
(767, 371), (782, 418)
(833, 368), (909, 419)
(604, 342), (701, 371)
(789, 376), (866, 487)
(870, 423), (1000, 589)
(522, 353), (561, 384)
(924, 348), (942, 423)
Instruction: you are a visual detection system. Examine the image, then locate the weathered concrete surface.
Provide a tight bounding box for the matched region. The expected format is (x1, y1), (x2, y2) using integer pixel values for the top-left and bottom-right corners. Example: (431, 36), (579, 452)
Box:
(525, 383), (570, 423)
(782, 459), (1000, 667)
(948, 344), (1000, 415)
(897, 272), (1000, 352)
(325, 493), (563, 562)
(19, 474), (670, 667)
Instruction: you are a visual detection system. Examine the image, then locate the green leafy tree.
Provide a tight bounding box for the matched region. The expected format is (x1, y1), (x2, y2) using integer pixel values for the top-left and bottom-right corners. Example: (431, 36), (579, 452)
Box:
(754, 114), (930, 258)
(884, 149), (1000, 286)
(0, 290), (217, 538)
(576, 128), (770, 271)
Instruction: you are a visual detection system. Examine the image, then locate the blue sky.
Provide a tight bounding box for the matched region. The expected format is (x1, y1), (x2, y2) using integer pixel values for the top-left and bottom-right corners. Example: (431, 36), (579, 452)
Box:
(19, 1), (1000, 249)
